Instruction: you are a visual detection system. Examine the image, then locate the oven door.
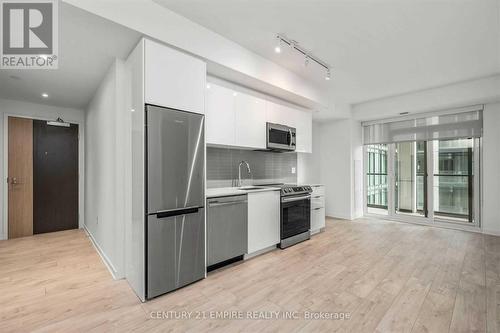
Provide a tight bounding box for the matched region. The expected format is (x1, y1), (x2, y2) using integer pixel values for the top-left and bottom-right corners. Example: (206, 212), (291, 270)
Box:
(281, 195), (311, 239)
(267, 123), (296, 151)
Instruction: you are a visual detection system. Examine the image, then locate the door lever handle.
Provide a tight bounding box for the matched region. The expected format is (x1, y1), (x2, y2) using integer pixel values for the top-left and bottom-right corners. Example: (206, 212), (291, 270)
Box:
(7, 177), (20, 185)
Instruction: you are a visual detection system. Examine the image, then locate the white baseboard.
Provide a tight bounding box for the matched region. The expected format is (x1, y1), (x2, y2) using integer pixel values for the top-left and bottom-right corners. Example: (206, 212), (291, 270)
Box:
(482, 228), (500, 236)
(311, 227), (327, 235)
(326, 213), (352, 220)
(351, 212), (364, 220)
(0, 233), (5, 241)
(244, 245), (277, 260)
(83, 225), (122, 280)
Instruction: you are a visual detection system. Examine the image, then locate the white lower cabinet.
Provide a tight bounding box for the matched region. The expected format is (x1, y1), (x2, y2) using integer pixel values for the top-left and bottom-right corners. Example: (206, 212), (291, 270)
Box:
(247, 190), (280, 254)
(310, 185), (325, 233)
(311, 207), (325, 232)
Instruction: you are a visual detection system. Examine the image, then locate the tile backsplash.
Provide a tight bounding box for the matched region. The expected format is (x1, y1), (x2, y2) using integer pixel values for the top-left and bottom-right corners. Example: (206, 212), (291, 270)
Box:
(207, 147), (297, 188)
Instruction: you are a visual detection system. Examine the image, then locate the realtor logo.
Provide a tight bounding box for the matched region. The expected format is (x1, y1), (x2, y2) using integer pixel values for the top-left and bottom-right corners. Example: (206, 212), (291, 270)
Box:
(1, 0), (58, 69)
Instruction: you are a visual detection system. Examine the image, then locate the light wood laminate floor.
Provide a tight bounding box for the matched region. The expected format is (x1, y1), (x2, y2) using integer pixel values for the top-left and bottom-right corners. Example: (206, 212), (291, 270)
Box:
(1, 217), (500, 332)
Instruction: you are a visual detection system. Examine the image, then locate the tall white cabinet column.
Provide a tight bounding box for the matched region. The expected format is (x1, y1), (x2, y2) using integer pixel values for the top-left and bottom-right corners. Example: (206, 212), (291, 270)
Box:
(125, 38), (206, 301)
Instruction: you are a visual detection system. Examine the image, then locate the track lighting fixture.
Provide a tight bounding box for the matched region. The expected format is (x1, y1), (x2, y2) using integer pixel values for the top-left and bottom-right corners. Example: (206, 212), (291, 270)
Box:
(274, 34), (332, 81)
(274, 36), (281, 53)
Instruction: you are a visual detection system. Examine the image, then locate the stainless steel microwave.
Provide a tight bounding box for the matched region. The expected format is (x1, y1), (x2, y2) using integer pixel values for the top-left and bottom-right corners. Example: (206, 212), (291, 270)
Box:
(266, 122), (296, 151)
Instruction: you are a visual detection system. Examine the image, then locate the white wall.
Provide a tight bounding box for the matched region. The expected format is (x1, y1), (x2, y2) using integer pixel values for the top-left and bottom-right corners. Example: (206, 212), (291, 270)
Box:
(319, 119), (352, 219)
(299, 117), (364, 220)
(85, 59), (127, 278)
(297, 122), (321, 184)
(351, 119), (364, 219)
(352, 74), (500, 120)
(0, 98), (85, 240)
(482, 102), (500, 235)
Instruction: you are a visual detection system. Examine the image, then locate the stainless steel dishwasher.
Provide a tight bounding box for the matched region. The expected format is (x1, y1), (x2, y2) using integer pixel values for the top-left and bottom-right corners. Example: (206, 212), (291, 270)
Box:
(207, 195), (248, 270)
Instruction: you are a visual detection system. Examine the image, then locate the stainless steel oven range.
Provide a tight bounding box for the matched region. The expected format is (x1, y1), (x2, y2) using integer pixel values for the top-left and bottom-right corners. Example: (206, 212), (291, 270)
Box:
(264, 184), (312, 249)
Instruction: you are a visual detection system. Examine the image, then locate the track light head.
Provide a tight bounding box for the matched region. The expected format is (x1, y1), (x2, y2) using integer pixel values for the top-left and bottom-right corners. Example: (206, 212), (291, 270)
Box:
(325, 69), (331, 80)
(274, 35), (281, 53)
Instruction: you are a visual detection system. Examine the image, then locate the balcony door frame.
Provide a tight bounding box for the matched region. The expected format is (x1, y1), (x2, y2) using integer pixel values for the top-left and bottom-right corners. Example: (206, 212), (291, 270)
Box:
(363, 138), (481, 232)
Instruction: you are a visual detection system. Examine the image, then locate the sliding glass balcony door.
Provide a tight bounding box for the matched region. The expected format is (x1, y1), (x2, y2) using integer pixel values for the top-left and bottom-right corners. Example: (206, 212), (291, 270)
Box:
(394, 141), (427, 217)
(365, 138), (480, 226)
(366, 144), (388, 215)
(432, 138), (474, 223)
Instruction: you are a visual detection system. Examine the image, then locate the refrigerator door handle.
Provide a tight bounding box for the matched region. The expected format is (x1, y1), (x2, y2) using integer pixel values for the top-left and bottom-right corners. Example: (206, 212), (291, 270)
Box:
(156, 207), (200, 219)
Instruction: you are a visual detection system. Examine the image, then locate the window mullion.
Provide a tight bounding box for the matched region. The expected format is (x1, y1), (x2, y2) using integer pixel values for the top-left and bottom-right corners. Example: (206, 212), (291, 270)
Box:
(387, 143), (396, 216)
(426, 140), (434, 221)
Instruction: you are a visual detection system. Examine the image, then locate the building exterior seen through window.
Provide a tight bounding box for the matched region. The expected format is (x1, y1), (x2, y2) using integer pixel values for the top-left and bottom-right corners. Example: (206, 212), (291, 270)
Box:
(366, 144), (388, 210)
(395, 141), (427, 217)
(433, 138), (473, 221)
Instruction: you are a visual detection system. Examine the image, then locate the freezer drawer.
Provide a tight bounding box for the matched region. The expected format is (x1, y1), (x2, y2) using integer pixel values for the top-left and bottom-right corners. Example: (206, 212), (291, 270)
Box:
(147, 208), (205, 299)
(207, 195), (248, 267)
(146, 105), (205, 213)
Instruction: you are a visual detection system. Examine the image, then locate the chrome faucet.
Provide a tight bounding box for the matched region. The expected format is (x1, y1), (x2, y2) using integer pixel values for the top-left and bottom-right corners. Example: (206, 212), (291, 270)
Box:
(238, 160), (251, 187)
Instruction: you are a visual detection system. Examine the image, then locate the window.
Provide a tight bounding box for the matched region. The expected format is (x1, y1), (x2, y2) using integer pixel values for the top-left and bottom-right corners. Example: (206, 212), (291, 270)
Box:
(366, 144), (388, 214)
(363, 108), (482, 227)
(364, 138), (479, 225)
(394, 141), (427, 217)
(432, 139), (473, 222)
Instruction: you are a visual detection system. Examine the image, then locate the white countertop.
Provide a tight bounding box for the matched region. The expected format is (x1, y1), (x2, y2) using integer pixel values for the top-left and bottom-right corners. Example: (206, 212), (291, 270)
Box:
(297, 183), (324, 187)
(206, 186), (280, 198)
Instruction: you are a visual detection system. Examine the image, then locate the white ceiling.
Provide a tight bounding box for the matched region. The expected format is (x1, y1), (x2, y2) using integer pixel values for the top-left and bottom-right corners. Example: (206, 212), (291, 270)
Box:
(0, 3), (141, 110)
(155, 0), (500, 116)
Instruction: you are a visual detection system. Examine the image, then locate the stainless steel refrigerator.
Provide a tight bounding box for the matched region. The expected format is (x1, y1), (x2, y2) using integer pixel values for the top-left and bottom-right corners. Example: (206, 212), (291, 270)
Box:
(146, 104), (205, 299)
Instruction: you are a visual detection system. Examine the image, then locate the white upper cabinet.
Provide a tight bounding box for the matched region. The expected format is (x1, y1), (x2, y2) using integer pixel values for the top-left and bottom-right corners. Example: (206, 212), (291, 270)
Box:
(295, 110), (312, 153)
(267, 101), (312, 153)
(144, 39), (206, 114)
(204, 81), (313, 152)
(234, 93), (267, 149)
(205, 84), (235, 146)
(266, 101), (296, 127)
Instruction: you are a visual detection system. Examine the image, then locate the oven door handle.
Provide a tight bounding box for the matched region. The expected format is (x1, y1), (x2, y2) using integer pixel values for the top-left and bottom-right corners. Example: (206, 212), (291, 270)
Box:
(281, 195), (311, 203)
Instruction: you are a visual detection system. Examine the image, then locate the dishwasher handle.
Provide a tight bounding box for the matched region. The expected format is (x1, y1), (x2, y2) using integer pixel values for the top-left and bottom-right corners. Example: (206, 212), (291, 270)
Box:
(208, 200), (247, 208)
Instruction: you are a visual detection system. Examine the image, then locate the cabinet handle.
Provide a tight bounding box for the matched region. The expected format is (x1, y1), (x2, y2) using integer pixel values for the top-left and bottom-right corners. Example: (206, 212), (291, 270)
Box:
(313, 207), (322, 210)
(208, 201), (247, 207)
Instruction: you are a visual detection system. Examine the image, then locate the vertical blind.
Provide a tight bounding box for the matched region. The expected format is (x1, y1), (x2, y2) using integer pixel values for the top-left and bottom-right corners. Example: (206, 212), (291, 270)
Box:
(362, 106), (483, 145)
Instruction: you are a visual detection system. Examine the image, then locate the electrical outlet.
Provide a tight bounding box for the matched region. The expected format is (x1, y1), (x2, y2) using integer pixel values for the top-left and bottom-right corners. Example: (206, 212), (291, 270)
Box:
(291, 167), (296, 174)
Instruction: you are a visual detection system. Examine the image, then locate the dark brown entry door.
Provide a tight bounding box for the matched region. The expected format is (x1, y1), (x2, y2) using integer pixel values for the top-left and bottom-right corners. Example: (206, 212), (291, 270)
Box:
(33, 120), (79, 234)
